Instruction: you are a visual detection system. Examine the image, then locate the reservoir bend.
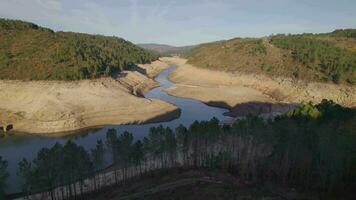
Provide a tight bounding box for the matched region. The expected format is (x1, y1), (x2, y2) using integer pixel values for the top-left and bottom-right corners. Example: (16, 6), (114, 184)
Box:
(0, 64), (231, 193)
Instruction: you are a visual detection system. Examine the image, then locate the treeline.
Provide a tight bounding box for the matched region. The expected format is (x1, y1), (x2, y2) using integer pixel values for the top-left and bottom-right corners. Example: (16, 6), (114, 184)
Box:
(184, 30), (356, 84)
(0, 18), (53, 32)
(330, 29), (356, 38)
(16, 141), (102, 199)
(0, 18), (159, 80)
(1, 100), (355, 199)
(183, 38), (272, 74)
(229, 39), (267, 55)
(271, 35), (356, 84)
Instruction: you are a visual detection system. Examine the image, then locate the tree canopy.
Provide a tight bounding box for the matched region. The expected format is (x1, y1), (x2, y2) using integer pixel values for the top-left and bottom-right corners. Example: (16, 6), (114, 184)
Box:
(331, 29), (356, 38)
(271, 35), (356, 84)
(0, 18), (159, 80)
(9, 100), (355, 199)
(184, 30), (356, 85)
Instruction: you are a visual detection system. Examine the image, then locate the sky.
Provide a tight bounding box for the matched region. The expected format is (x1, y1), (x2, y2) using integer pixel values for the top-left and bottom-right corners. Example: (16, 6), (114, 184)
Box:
(0, 0), (355, 46)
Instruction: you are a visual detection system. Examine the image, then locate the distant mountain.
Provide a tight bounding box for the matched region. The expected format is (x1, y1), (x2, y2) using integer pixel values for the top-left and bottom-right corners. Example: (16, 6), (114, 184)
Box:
(0, 18), (158, 80)
(138, 43), (194, 54)
(184, 30), (356, 85)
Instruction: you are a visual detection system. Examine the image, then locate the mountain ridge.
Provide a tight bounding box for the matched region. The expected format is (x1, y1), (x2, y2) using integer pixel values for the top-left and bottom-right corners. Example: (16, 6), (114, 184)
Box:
(184, 30), (356, 85)
(0, 18), (158, 80)
(138, 43), (194, 54)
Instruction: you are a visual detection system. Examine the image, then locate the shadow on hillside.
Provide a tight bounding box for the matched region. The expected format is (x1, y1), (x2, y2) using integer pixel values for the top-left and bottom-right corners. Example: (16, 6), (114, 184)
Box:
(130, 64), (147, 74)
(110, 64), (147, 79)
(206, 101), (298, 117)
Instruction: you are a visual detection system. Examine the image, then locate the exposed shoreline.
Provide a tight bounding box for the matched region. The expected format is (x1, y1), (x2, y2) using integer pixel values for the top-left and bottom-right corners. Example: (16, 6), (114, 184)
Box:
(1, 56), (354, 135)
(0, 59), (178, 135)
(164, 57), (356, 117)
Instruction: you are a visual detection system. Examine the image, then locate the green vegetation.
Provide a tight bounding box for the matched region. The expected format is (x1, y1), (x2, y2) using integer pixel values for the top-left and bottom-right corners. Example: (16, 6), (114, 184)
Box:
(138, 43), (194, 55)
(8, 99), (355, 199)
(271, 35), (356, 84)
(17, 141), (95, 199)
(0, 156), (9, 199)
(184, 38), (275, 73)
(330, 29), (356, 38)
(0, 18), (158, 80)
(90, 140), (105, 192)
(185, 30), (356, 84)
(93, 169), (306, 200)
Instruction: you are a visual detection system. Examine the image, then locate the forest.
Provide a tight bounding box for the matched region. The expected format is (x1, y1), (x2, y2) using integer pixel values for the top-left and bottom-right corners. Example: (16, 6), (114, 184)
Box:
(0, 18), (159, 80)
(184, 29), (356, 85)
(1, 99), (355, 200)
(330, 29), (356, 38)
(271, 35), (356, 84)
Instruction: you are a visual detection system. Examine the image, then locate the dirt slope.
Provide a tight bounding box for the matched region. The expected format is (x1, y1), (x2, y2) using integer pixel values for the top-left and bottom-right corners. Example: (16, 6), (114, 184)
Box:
(0, 61), (178, 135)
(184, 34), (356, 84)
(138, 57), (176, 78)
(165, 57), (355, 116)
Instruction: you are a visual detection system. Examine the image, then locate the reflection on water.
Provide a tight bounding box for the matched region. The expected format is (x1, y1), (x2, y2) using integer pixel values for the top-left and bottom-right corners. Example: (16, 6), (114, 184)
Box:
(0, 64), (231, 193)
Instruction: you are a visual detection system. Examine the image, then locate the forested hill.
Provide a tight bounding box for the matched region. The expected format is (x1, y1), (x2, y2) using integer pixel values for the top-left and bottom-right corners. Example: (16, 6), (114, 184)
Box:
(0, 18), (159, 80)
(138, 43), (194, 54)
(184, 29), (356, 85)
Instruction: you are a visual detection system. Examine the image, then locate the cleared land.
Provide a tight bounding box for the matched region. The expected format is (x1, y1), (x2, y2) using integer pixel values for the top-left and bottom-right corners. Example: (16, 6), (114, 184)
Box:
(91, 169), (318, 200)
(0, 60), (179, 135)
(165, 57), (355, 116)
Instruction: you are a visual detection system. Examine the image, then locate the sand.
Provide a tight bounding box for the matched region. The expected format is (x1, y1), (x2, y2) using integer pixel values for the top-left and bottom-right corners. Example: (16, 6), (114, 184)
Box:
(138, 57), (176, 78)
(1, 56), (354, 134)
(164, 57), (356, 116)
(0, 61), (178, 135)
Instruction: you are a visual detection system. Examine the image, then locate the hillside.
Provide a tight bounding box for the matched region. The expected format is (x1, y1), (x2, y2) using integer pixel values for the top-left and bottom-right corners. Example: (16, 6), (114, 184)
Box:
(8, 101), (354, 199)
(165, 57), (355, 112)
(184, 30), (356, 85)
(0, 59), (179, 134)
(91, 169), (318, 200)
(0, 18), (158, 80)
(138, 43), (194, 54)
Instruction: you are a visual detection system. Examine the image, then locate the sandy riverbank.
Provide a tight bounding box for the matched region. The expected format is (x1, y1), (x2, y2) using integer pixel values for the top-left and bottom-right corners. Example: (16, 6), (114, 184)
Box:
(138, 57), (176, 78)
(164, 57), (356, 116)
(0, 60), (178, 135)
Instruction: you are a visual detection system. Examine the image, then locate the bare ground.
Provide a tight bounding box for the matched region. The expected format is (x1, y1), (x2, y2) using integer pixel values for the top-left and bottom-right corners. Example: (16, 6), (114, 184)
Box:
(91, 169), (318, 200)
(138, 57), (176, 78)
(164, 57), (356, 116)
(0, 61), (178, 135)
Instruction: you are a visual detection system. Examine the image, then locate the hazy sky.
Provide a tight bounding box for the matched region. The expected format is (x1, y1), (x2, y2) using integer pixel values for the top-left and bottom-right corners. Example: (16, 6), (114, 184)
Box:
(0, 0), (355, 46)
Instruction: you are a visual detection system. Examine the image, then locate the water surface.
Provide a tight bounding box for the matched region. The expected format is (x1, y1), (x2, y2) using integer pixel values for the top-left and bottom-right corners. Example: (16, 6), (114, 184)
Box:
(0, 64), (231, 193)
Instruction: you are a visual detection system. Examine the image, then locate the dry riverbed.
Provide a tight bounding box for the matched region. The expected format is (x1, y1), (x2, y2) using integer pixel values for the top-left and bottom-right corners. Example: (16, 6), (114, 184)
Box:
(0, 59), (179, 135)
(164, 57), (356, 117)
(138, 57), (175, 78)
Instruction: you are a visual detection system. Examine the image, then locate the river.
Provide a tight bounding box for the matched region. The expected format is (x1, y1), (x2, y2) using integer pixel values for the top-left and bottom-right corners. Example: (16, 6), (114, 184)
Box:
(0, 64), (231, 193)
